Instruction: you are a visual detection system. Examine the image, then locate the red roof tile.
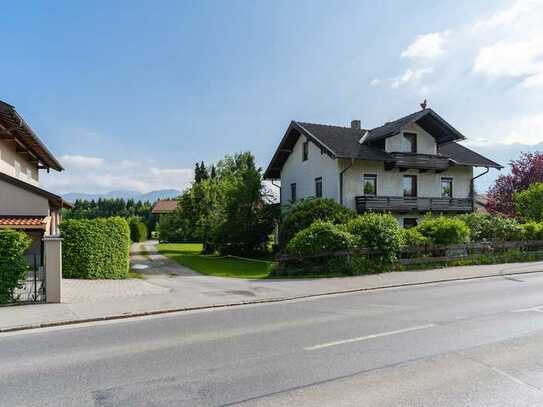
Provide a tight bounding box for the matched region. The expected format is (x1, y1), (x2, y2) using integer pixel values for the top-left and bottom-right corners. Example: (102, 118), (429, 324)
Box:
(152, 200), (178, 214)
(0, 216), (48, 228)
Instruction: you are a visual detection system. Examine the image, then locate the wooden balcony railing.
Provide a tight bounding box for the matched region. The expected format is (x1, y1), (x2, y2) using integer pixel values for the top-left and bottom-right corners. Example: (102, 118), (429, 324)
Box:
(355, 195), (474, 214)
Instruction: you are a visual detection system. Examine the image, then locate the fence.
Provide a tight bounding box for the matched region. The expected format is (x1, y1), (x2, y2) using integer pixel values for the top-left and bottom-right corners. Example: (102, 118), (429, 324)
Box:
(276, 240), (543, 273)
(0, 254), (46, 306)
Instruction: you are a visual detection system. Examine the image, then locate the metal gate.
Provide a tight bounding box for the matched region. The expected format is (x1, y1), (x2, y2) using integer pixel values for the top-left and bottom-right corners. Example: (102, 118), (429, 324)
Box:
(4, 254), (46, 305)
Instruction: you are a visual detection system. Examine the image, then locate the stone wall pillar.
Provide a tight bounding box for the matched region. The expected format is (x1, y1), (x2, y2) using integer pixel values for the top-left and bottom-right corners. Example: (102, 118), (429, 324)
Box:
(43, 236), (62, 303)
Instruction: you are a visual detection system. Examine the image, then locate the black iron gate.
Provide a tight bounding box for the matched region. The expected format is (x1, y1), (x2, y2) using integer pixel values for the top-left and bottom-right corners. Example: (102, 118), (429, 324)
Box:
(5, 254), (47, 304)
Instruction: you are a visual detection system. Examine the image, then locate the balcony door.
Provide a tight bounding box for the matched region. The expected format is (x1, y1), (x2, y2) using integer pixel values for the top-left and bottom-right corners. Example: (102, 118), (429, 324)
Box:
(403, 175), (417, 197)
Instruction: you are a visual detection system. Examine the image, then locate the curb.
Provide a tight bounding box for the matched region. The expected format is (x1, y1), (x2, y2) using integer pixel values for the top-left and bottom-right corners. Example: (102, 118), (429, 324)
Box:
(2, 269), (543, 334)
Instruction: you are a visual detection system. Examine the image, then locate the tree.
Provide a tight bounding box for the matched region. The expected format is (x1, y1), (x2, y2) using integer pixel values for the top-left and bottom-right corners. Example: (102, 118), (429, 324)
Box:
(487, 152), (543, 217)
(514, 182), (543, 222)
(208, 152), (276, 255)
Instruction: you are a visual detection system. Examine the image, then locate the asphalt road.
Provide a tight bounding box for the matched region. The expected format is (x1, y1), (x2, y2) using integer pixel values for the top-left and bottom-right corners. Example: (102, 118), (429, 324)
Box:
(3, 273), (543, 406)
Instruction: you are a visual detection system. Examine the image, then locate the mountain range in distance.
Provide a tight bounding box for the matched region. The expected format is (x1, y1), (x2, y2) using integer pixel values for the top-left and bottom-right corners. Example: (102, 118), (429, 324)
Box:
(62, 189), (181, 203)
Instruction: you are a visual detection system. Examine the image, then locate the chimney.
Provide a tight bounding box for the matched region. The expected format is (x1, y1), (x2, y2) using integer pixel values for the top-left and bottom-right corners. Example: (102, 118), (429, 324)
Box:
(351, 120), (361, 130)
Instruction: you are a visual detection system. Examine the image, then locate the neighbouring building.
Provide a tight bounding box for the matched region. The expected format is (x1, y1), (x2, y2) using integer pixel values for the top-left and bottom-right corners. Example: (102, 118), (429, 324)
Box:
(264, 107), (501, 228)
(0, 100), (70, 302)
(151, 199), (178, 217)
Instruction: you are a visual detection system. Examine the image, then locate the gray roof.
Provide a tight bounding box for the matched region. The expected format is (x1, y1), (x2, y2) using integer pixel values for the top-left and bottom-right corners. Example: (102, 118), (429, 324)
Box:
(264, 109), (502, 179)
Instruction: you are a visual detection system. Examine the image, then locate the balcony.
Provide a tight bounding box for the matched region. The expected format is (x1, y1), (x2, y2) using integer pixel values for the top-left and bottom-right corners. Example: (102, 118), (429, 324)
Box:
(355, 195), (474, 214)
(385, 152), (453, 172)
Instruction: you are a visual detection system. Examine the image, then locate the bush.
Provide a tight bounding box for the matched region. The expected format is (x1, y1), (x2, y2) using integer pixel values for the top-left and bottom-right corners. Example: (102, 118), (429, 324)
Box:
(515, 183), (543, 222)
(416, 215), (470, 245)
(279, 198), (356, 246)
(129, 217), (148, 242)
(61, 217), (130, 279)
(286, 220), (356, 256)
(344, 213), (403, 264)
(0, 229), (31, 304)
(401, 227), (430, 247)
(457, 213), (523, 242)
(520, 222), (543, 240)
(158, 213), (195, 243)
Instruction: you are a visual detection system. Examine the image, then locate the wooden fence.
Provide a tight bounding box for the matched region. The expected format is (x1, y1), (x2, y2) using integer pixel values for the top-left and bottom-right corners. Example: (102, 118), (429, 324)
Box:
(276, 240), (543, 270)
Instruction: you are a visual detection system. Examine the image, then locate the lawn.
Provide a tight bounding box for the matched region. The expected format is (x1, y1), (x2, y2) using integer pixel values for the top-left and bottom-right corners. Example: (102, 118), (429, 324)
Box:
(158, 243), (276, 279)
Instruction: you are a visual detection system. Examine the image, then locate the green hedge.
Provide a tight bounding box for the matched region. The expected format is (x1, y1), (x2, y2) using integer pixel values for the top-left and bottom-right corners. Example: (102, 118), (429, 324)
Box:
(416, 215), (470, 245)
(279, 198), (356, 247)
(0, 229), (31, 304)
(61, 217), (130, 279)
(129, 217), (148, 242)
(287, 220), (355, 256)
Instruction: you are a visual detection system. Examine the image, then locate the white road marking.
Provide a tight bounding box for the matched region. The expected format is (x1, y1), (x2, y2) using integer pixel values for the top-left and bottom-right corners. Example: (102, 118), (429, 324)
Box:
(511, 306), (543, 313)
(305, 324), (436, 351)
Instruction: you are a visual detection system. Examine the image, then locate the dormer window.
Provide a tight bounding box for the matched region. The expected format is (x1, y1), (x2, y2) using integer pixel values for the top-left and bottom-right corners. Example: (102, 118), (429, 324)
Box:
(302, 141), (309, 161)
(404, 132), (417, 153)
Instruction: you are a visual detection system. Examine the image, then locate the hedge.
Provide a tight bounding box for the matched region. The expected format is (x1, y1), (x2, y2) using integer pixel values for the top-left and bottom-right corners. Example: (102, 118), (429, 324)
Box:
(129, 217), (148, 242)
(0, 229), (31, 304)
(61, 217), (130, 279)
(287, 220), (356, 256)
(416, 215), (470, 245)
(279, 198), (356, 247)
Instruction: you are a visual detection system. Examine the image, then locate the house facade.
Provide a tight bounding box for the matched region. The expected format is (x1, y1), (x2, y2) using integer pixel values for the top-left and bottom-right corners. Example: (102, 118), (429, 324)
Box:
(0, 100), (70, 302)
(264, 108), (501, 227)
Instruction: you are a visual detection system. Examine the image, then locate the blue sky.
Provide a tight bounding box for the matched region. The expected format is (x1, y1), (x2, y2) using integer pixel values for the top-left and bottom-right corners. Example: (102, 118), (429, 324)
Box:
(2, 0), (542, 194)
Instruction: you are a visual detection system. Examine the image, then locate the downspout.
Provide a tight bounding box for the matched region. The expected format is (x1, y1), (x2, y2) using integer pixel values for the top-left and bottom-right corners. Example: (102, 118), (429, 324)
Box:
(470, 167), (490, 211)
(339, 158), (354, 207)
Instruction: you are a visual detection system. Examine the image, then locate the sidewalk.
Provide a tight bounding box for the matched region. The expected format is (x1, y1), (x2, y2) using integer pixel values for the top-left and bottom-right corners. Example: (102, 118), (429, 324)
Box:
(2, 248), (543, 332)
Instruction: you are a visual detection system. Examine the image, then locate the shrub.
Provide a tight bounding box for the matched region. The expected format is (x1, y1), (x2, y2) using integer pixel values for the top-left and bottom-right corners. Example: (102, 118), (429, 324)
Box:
(401, 227), (430, 247)
(61, 217), (130, 279)
(279, 198), (355, 247)
(286, 220), (356, 256)
(514, 183), (543, 222)
(520, 222), (543, 240)
(344, 213), (403, 264)
(129, 217), (148, 242)
(158, 213), (195, 243)
(0, 229), (31, 304)
(457, 213), (523, 242)
(416, 215), (470, 245)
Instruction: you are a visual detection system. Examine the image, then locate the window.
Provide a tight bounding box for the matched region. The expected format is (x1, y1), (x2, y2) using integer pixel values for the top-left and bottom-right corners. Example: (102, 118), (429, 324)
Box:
(403, 218), (418, 229)
(302, 141), (309, 161)
(441, 177), (453, 198)
(14, 161), (21, 178)
(404, 132), (417, 153)
(315, 177), (322, 198)
(403, 175), (417, 197)
(290, 183), (297, 202)
(363, 174), (377, 195)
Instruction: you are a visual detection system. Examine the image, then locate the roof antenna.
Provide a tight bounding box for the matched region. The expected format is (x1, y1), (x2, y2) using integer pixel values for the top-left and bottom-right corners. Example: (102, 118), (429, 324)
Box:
(420, 98), (427, 110)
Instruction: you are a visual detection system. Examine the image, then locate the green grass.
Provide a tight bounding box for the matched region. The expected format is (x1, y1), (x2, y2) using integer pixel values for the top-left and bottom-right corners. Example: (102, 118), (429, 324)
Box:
(158, 243), (276, 279)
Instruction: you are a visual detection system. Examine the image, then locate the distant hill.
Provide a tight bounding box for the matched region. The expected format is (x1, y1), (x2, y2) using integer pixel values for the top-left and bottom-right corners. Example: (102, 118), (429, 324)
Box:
(63, 189), (181, 203)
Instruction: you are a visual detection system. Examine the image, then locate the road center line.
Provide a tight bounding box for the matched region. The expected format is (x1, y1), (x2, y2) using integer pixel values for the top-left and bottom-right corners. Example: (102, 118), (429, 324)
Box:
(305, 324), (436, 351)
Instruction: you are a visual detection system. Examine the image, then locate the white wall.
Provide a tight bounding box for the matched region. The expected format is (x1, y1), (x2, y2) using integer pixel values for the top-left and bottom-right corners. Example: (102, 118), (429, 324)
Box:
(342, 159), (474, 211)
(280, 135), (340, 205)
(0, 177), (50, 216)
(385, 123), (437, 155)
(0, 139), (40, 186)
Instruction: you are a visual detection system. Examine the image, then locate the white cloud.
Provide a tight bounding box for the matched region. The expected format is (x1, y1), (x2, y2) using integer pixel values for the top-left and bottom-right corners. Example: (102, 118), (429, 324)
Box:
(370, 67), (433, 89)
(474, 0), (540, 30)
(473, 38), (543, 87)
(401, 31), (450, 59)
(503, 113), (543, 144)
(59, 155), (104, 170)
(41, 155), (194, 194)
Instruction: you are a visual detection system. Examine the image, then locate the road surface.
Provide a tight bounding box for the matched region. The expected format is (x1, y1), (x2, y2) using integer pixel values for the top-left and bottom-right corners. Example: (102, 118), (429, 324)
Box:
(3, 272), (543, 406)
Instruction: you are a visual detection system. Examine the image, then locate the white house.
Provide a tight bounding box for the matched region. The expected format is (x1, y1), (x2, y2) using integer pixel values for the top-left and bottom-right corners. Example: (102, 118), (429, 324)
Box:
(264, 108), (502, 228)
(0, 99), (70, 302)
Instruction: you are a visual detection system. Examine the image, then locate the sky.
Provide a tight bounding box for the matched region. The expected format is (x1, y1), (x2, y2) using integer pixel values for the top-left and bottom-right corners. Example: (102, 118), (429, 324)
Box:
(2, 0), (543, 194)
